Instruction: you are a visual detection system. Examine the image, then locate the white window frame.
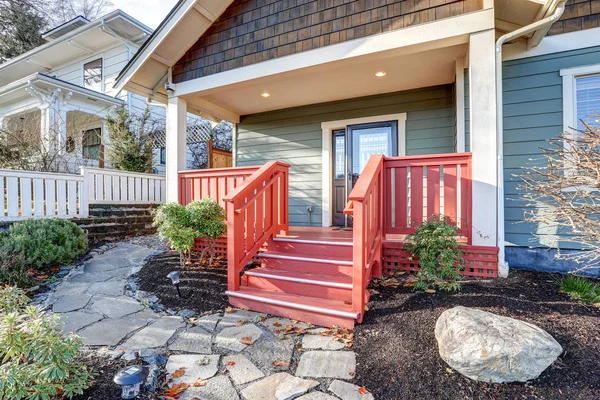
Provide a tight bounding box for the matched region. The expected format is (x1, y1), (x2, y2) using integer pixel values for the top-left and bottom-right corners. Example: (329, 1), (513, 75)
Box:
(82, 56), (104, 93)
(561, 64), (600, 137)
(560, 64), (600, 183)
(320, 113), (407, 227)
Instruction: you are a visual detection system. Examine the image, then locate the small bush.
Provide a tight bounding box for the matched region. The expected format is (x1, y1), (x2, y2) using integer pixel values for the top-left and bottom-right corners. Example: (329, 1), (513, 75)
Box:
(405, 215), (464, 291)
(560, 275), (600, 304)
(153, 199), (226, 265)
(0, 248), (29, 287)
(0, 286), (93, 399)
(1, 219), (88, 271)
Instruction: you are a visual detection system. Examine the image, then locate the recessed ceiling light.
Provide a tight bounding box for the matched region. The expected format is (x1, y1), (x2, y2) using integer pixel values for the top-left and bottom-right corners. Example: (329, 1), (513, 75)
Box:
(375, 71), (387, 77)
(261, 92), (271, 98)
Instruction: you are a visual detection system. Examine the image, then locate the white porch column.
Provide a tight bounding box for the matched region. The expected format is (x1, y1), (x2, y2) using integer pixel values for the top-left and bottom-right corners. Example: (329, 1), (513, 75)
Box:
(166, 96), (187, 203)
(469, 29), (507, 276)
(39, 103), (59, 153)
(58, 109), (68, 155)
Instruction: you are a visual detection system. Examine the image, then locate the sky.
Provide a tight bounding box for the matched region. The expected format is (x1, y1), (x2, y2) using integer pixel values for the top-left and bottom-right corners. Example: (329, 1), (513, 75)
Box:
(109, 0), (179, 29)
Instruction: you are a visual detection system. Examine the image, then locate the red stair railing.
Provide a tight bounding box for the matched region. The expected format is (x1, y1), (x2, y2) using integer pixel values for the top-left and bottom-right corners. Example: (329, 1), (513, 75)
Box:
(222, 161), (290, 291)
(344, 154), (385, 322)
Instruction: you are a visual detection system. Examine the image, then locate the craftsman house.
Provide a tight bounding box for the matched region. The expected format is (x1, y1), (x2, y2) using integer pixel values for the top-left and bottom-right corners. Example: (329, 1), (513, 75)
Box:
(0, 10), (224, 174)
(115, 0), (600, 327)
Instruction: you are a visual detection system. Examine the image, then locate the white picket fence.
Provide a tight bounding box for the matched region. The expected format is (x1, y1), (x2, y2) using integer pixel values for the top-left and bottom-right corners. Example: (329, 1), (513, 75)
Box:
(0, 168), (166, 221)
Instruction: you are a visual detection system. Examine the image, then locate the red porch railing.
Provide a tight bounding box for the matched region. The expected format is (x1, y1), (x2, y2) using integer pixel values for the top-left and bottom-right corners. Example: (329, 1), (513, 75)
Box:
(222, 161), (290, 291)
(383, 152), (472, 242)
(178, 166), (260, 207)
(179, 166), (261, 256)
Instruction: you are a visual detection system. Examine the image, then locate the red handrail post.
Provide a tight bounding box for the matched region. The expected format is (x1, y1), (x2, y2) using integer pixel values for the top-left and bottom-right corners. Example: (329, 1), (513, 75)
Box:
(223, 161), (291, 293)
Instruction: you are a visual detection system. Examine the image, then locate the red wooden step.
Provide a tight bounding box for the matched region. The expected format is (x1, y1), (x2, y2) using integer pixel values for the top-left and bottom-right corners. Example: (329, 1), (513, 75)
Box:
(226, 287), (358, 329)
(243, 268), (353, 302)
(269, 237), (353, 259)
(258, 252), (353, 277)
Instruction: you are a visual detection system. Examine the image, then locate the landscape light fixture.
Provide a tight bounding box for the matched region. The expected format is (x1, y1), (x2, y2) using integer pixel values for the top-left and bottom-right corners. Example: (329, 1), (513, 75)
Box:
(167, 271), (182, 297)
(113, 365), (149, 399)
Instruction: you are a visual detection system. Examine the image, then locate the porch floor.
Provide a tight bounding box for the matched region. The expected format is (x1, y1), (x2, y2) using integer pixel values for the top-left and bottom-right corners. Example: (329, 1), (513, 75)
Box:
(277, 226), (353, 243)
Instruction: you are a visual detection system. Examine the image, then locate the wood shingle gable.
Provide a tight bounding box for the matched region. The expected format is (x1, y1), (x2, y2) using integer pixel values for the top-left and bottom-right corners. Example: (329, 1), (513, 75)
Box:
(172, 0), (483, 83)
(548, 0), (600, 35)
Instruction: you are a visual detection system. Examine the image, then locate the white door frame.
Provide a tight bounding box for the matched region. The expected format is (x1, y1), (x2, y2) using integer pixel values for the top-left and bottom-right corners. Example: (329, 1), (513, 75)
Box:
(320, 113), (407, 227)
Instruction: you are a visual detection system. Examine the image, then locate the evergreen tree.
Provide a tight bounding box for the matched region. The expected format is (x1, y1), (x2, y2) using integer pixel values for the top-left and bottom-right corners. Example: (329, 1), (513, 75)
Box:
(0, 0), (47, 62)
(106, 106), (156, 173)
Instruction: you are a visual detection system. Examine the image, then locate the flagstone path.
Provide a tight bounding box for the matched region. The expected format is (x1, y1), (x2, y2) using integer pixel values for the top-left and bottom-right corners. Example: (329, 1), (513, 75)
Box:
(48, 242), (373, 400)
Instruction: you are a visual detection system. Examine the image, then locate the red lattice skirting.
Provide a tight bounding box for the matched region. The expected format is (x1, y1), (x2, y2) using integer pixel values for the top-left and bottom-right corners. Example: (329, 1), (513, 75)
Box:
(192, 236), (263, 263)
(382, 241), (499, 279)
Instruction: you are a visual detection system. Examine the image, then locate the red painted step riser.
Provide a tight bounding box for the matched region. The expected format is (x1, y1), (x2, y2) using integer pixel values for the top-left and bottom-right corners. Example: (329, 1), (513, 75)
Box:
(243, 275), (352, 302)
(228, 297), (355, 329)
(269, 241), (353, 259)
(261, 258), (353, 277)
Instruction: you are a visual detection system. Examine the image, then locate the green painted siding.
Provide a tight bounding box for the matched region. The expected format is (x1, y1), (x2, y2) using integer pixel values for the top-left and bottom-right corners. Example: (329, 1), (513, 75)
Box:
(237, 85), (456, 226)
(503, 45), (600, 248)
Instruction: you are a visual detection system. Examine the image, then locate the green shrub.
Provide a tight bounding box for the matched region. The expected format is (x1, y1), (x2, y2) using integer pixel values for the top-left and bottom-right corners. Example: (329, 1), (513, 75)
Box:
(0, 248), (29, 288)
(0, 286), (93, 399)
(1, 219), (88, 271)
(405, 215), (464, 291)
(153, 199), (226, 265)
(560, 274), (600, 304)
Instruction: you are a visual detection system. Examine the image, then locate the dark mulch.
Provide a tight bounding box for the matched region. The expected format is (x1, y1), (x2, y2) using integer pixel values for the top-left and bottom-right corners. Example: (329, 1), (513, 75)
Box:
(73, 354), (152, 400)
(353, 270), (600, 400)
(135, 251), (228, 314)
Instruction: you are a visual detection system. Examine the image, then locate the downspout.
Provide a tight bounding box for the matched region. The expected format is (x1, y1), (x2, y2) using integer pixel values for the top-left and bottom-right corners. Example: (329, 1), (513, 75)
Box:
(495, 0), (567, 276)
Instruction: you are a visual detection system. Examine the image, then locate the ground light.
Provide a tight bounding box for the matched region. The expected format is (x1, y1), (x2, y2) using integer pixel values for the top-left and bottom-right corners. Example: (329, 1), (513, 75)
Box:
(167, 271), (182, 297)
(113, 365), (149, 399)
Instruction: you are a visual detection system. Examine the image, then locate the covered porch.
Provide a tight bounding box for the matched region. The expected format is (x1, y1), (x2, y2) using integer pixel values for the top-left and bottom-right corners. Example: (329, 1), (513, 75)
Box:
(126, 5), (506, 327)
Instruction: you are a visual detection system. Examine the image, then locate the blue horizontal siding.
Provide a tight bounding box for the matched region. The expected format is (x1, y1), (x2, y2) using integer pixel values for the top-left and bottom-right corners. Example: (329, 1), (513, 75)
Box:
(503, 45), (600, 249)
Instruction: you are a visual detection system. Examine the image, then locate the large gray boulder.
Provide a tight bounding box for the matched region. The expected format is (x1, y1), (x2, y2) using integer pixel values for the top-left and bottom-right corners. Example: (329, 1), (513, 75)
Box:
(435, 306), (562, 383)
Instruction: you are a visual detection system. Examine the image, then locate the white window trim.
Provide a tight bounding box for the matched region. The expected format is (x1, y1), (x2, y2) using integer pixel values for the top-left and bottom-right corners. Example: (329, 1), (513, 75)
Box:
(82, 55), (105, 93)
(320, 113), (407, 227)
(560, 64), (600, 183)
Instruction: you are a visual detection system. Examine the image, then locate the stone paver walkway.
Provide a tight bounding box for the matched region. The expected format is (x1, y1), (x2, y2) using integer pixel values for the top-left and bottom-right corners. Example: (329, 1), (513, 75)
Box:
(48, 242), (372, 399)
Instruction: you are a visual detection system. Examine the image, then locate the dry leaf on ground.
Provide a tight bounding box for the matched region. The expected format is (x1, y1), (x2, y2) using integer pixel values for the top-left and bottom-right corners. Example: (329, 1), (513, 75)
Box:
(240, 336), (254, 345)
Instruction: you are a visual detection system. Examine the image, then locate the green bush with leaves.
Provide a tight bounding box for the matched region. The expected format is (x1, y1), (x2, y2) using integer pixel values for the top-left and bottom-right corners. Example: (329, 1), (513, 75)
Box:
(0, 219), (88, 271)
(405, 215), (464, 291)
(154, 199), (226, 266)
(0, 286), (93, 399)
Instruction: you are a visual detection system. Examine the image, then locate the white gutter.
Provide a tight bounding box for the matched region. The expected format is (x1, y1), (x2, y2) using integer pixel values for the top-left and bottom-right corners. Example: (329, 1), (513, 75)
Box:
(494, 0), (567, 276)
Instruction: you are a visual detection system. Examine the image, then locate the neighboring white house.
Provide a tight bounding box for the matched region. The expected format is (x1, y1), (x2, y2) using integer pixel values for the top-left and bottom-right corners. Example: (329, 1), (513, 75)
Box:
(0, 10), (221, 174)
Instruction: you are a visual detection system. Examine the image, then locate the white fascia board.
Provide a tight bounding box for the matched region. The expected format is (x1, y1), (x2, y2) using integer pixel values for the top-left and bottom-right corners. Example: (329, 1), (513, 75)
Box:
(113, 0), (201, 93)
(503, 27), (600, 61)
(0, 10), (150, 75)
(173, 8), (494, 98)
(0, 73), (123, 107)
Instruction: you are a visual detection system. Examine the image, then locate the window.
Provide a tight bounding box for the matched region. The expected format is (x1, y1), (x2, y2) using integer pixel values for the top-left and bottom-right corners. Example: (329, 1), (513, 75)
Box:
(159, 147), (166, 165)
(575, 74), (600, 130)
(562, 65), (600, 135)
(83, 58), (102, 91)
(82, 128), (102, 160)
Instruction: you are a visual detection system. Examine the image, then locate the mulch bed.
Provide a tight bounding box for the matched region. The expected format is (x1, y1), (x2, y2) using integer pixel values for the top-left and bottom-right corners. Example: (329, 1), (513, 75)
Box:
(73, 354), (151, 400)
(353, 270), (600, 400)
(135, 251), (228, 314)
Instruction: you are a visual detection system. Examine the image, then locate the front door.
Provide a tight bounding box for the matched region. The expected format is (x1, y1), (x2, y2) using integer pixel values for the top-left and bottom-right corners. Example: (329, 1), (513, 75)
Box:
(331, 121), (398, 227)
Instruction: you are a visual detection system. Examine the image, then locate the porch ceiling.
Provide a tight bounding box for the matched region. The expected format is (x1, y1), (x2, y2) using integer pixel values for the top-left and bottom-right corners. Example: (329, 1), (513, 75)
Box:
(183, 44), (467, 118)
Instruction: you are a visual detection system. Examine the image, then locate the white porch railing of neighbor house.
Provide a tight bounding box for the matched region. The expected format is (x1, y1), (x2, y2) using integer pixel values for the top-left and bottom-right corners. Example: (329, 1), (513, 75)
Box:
(0, 168), (166, 221)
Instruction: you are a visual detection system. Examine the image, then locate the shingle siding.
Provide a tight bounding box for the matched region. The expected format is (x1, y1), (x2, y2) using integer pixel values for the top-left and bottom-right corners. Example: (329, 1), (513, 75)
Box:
(172, 0), (483, 83)
(548, 0), (600, 35)
(237, 85), (456, 226)
(502, 45), (600, 249)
